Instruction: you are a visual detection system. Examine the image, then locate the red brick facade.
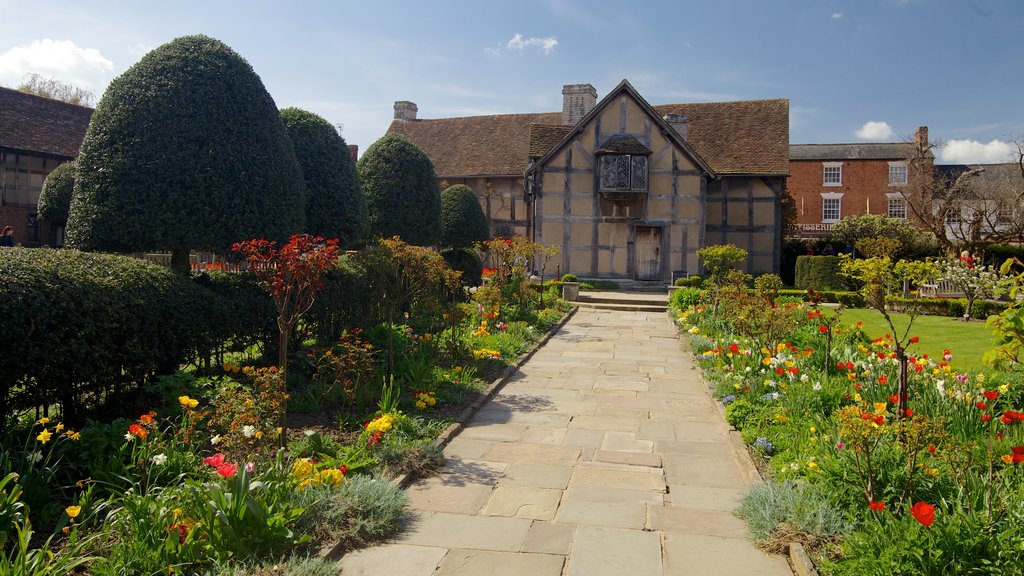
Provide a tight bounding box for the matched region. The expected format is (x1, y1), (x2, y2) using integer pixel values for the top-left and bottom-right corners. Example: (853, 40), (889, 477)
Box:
(789, 130), (929, 239)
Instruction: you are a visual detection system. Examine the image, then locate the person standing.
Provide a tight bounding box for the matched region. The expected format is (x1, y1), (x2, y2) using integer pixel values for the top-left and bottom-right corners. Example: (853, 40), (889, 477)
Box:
(0, 225), (14, 247)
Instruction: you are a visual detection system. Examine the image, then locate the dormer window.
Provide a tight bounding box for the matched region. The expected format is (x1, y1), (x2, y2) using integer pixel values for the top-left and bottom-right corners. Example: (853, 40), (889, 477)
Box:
(597, 135), (651, 193)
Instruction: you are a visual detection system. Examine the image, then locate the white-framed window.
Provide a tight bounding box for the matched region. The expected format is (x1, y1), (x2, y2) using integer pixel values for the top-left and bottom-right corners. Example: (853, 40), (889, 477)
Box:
(599, 154), (648, 191)
(821, 192), (843, 222)
(823, 162), (843, 186)
(888, 162), (908, 186)
(945, 208), (962, 225)
(886, 193), (907, 219)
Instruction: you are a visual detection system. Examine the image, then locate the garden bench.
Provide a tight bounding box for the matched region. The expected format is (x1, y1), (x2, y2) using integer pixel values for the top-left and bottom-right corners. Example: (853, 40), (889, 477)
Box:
(917, 279), (965, 298)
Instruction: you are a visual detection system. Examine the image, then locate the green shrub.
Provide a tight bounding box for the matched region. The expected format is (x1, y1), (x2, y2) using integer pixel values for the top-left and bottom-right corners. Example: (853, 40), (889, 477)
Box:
(198, 270), (276, 357)
(37, 160), (75, 226)
(674, 276), (703, 288)
(794, 255), (844, 290)
(670, 287), (704, 310)
(735, 479), (850, 545)
(306, 255), (372, 341)
(560, 273), (579, 282)
(0, 248), (209, 429)
(280, 107), (367, 245)
(442, 247), (483, 287)
(358, 133), (441, 246)
(67, 34), (305, 271)
(440, 184), (489, 248)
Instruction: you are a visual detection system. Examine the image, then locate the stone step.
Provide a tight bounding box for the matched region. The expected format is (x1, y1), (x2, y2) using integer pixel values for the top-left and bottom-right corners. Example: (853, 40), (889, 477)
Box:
(574, 301), (667, 313)
(578, 294), (668, 306)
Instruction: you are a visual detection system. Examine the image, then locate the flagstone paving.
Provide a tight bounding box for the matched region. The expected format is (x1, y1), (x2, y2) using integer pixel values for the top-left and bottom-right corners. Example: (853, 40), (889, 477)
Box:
(338, 308), (793, 575)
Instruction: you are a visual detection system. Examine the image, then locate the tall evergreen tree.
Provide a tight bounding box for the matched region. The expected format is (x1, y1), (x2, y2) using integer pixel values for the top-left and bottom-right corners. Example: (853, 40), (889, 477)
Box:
(440, 184), (489, 248)
(357, 133), (441, 246)
(66, 34), (305, 272)
(280, 107), (367, 245)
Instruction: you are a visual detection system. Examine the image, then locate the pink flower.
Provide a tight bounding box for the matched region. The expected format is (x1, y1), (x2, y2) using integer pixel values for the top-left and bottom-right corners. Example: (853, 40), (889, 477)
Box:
(836, 442), (845, 450)
(216, 463), (238, 478)
(203, 453), (226, 467)
(245, 462), (255, 473)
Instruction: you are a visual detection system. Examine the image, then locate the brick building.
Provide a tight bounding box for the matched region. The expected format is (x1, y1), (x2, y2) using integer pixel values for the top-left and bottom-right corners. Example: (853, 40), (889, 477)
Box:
(0, 87), (93, 247)
(789, 126), (930, 240)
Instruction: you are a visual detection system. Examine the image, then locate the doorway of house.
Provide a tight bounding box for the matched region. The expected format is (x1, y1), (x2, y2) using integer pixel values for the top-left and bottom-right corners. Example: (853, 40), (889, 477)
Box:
(634, 225), (662, 281)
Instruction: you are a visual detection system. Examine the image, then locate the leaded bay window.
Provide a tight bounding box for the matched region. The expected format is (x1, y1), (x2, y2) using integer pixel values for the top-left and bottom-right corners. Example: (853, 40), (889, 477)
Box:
(599, 154), (648, 191)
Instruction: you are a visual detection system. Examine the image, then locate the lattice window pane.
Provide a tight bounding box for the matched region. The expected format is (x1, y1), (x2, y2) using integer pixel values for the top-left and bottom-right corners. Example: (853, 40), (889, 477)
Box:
(631, 156), (647, 191)
(600, 155), (631, 190)
(888, 197), (906, 219)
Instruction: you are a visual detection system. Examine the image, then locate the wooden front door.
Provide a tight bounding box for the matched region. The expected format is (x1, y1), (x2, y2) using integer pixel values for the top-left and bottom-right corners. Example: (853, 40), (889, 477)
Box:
(635, 226), (662, 281)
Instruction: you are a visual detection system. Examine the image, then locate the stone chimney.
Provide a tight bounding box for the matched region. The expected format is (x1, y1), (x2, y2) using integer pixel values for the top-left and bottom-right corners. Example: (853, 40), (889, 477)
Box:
(394, 101), (418, 121)
(562, 84), (597, 125)
(347, 144), (358, 162)
(914, 125), (929, 147)
(663, 113), (689, 140)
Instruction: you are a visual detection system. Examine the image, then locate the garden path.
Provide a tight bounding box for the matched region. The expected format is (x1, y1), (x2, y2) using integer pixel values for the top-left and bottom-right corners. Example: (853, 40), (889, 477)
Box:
(338, 307), (792, 576)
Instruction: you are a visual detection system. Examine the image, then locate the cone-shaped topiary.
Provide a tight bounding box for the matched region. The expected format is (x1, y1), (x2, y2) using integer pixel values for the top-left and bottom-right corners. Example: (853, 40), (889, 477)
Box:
(440, 184), (489, 248)
(280, 107), (367, 246)
(66, 34), (306, 272)
(37, 160), (76, 225)
(357, 133), (440, 246)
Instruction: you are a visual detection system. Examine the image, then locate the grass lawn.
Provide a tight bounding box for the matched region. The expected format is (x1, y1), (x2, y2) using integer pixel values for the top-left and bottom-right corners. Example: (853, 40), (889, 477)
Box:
(839, 308), (996, 371)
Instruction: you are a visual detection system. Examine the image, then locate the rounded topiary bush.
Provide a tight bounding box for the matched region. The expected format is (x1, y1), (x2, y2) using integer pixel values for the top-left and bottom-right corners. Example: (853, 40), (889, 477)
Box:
(561, 273), (579, 283)
(674, 276), (703, 288)
(794, 256), (844, 290)
(280, 107), (367, 245)
(37, 160), (76, 226)
(440, 184), (489, 248)
(442, 247), (484, 287)
(357, 133), (441, 246)
(67, 34), (305, 270)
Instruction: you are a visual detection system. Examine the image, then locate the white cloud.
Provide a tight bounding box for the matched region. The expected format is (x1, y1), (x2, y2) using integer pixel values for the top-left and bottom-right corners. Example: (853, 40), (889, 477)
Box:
(506, 33), (559, 54)
(855, 121), (894, 140)
(832, 11), (844, 19)
(0, 39), (114, 91)
(939, 139), (1016, 164)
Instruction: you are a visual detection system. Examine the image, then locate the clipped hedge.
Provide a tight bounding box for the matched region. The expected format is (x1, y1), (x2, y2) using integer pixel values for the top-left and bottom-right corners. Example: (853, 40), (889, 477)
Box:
(886, 296), (1010, 318)
(778, 289), (866, 308)
(194, 270), (277, 357)
(674, 276), (704, 288)
(0, 248), (209, 429)
(670, 287), (705, 310)
(794, 255), (844, 290)
(441, 247), (483, 287)
(306, 255), (373, 343)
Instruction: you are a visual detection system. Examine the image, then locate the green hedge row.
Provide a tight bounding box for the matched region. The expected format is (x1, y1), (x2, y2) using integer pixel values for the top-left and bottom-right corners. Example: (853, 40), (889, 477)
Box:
(778, 289), (865, 307)
(0, 249), (209, 427)
(794, 256), (845, 290)
(886, 296), (1010, 318)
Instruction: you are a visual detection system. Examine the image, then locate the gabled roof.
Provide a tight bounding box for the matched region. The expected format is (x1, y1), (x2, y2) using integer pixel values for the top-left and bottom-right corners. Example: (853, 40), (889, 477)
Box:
(0, 87), (93, 158)
(935, 162), (1024, 198)
(386, 82), (789, 178)
(790, 142), (919, 161)
(653, 99), (789, 175)
(389, 111), (560, 177)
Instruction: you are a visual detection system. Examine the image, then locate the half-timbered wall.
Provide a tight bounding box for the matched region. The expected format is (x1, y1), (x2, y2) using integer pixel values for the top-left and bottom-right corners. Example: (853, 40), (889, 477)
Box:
(443, 176), (527, 238)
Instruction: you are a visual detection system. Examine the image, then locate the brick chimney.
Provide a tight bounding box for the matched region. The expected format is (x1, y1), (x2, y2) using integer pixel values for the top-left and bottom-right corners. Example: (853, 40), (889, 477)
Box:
(663, 113), (688, 140)
(394, 101), (418, 121)
(562, 84), (597, 125)
(914, 125), (929, 147)
(347, 144), (358, 162)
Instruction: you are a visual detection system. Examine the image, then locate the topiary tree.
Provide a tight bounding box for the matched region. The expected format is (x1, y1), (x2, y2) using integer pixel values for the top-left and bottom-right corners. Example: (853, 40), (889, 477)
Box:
(66, 34), (306, 272)
(440, 184), (489, 248)
(37, 160), (76, 227)
(280, 107), (367, 246)
(357, 133), (441, 246)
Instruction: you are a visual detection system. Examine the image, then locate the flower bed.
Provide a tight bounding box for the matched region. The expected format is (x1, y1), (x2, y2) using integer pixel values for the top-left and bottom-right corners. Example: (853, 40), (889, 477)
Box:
(673, 293), (1024, 575)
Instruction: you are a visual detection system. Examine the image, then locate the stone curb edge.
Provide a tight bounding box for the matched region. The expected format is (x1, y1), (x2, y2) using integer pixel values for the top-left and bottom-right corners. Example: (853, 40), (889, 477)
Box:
(670, 310), (809, 576)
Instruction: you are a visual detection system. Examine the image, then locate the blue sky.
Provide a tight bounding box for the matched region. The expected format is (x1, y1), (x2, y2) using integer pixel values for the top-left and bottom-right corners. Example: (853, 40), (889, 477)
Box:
(1, 0), (1021, 164)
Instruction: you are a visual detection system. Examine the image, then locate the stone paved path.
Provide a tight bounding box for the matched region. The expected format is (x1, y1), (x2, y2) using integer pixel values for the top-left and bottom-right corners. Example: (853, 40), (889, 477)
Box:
(338, 308), (792, 576)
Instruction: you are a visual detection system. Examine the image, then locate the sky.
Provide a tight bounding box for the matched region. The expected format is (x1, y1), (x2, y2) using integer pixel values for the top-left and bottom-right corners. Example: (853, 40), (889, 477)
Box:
(1, 0), (1021, 164)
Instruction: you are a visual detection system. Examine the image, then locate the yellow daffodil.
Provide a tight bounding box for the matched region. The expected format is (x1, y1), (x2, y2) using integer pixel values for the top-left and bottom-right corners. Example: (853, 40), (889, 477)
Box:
(65, 506), (81, 518)
(37, 417), (50, 426)
(36, 428), (52, 444)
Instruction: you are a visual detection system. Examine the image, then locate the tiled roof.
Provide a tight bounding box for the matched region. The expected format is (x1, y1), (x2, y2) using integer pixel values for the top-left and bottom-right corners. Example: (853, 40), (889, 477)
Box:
(388, 112), (560, 177)
(528, 124), (572, 159)
(0, 87), (93, 158)
(597, 134), (652, 155)
(387, 96), (789, 177)
(790, 142), (918, 161)
(653, 100), (789, 175)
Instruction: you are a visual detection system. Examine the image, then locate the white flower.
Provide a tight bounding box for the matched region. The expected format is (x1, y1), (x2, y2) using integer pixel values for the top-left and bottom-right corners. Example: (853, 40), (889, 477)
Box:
(303, 429), (316, 437)
(26, 451), (42, 464)
(242, 425), (256, 438)
(813, 382), (822, 391)
(124, 432), (135, 441)
(800, 374), (809, 383)
(151, 453), (168, 466)
(935, 380), (945, 396)
(211, 435), (222, 445)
